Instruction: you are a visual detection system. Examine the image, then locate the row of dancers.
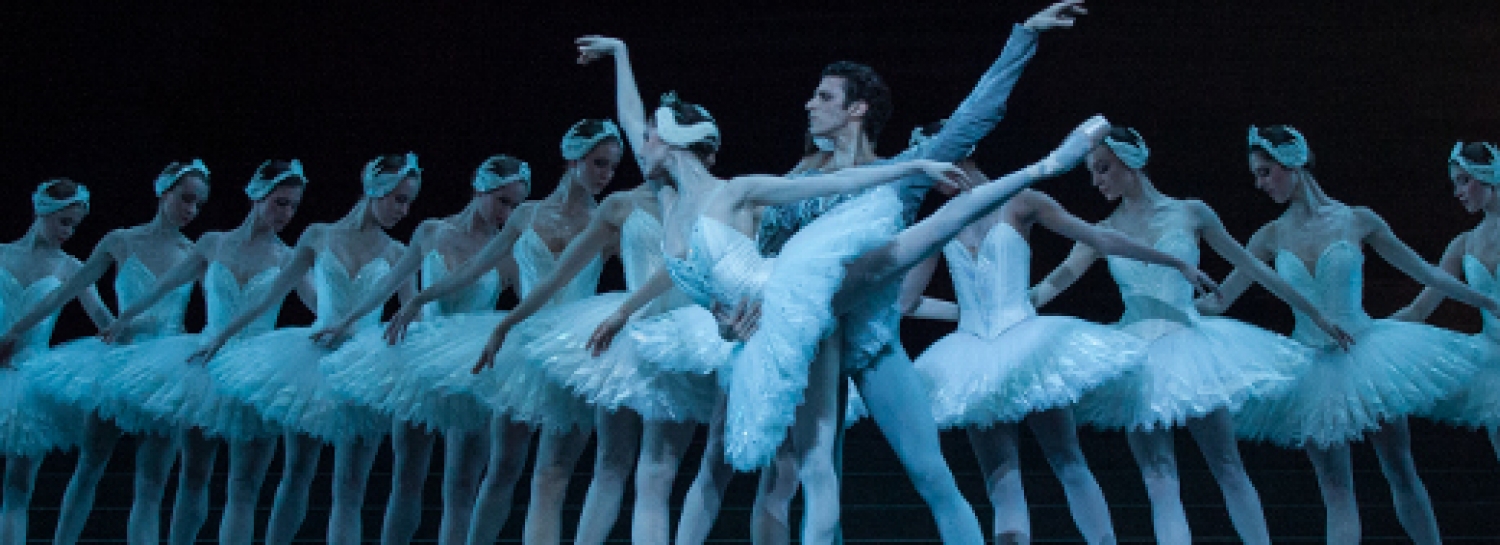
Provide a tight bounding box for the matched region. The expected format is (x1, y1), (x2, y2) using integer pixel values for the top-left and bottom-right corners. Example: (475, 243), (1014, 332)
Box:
(1, 2), (1499, 544)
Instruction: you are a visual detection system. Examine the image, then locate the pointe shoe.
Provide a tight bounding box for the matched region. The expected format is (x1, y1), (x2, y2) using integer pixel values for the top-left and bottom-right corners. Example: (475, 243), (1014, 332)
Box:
(1034, 115), (1111, 178)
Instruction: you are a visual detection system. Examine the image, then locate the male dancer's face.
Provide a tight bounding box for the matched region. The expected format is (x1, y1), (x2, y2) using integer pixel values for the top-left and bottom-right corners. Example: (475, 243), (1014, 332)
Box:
(805, 76), (860, 139)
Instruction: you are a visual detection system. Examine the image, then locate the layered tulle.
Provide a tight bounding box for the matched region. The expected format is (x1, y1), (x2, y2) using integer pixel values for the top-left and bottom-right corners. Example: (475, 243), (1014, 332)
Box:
(0, 365), (81, 456)
(402, 313), (595, 433)
(109, 335), (280, 439)
(1236, 320), (1480, 447)
(320, 315), (505, 433)
(1431, 334), (1500, 429)
(721, 185), (902, 470)
(917, 315), (1146, 428)
(522, 293), (724, 423)
(1076, 317), (1303, 431)
(209, 327), (390, 443)
(21, 338), (177, 435)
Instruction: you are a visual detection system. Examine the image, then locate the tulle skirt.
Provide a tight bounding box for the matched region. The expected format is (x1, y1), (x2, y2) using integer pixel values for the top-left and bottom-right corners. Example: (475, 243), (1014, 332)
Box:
(723, 185), (902, 470)
(0, 358), (82, 456)
(915, 315), (1146, 428)
(1431, 333), (1500, 429)
(1236, 319), (1480, 447)
(110, 335), (280, 440)
(321, 314), (506, 433)
(523, 293), (724, 424)
(21, 337), (177, 435)
(209, 327), (390, 443)
(1076, 316), (1304, 431)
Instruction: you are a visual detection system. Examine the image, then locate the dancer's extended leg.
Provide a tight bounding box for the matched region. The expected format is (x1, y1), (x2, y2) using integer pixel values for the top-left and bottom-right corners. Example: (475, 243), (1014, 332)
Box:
(634, 419), (696, 545)
(574, 409), (642, 544)
(220, 437), (276, 545)
(382, 422), (436, 545)
(1368, 418), (1441, 545)
(467, 417), (532, 545)
(168, 428), (220, 545)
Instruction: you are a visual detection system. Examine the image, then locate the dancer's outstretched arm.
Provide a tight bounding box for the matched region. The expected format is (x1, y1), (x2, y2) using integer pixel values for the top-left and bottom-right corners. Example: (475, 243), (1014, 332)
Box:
(310, 223), (438, 346)
(1195, 223), (1274, 315)
(1390, 232), (1468, 322)
(474, 194), (637, 371)
(1358, 207), (1500, 313)
(0, 232), (123, 354)
(577, 36), (652, 173)
(1192, 201), (1354, 347)
(845, 116), (1110, 290)
(1033, 242), (1102, 308)
(384, 204), (530, 344)
(1030, 190), (1218, 294)
(192, 227), (326, 361)
(727, 160), (970, 212)
(100, 237), (211, 342)
(583, 268), (675, 355)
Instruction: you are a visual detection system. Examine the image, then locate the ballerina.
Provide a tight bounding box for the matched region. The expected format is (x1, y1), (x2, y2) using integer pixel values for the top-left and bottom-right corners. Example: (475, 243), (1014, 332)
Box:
(1203, 126), (1496, 544)
(310, 154), (530, 545)
(896, 121), (1217, 544)
(93, 160), (308, 545)
(1394, 140), (1500, 462)
(0, 179), (112, 545)
(1032, 127), (1353, 544)
(554, 74), (1111, 545)
(380, 121), (623, 545)
(191, 153), (420, 545)
(0, 161), (209, 545)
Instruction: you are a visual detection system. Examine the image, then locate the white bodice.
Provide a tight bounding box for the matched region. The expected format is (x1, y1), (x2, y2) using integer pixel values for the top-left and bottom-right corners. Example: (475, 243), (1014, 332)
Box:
(1106, 229), (1199, 327)
(621, 208), (691, 314)
(1464, 254), (1500, 342)
(665, 218), (771, 311)
(1275, 240), (1373, 346)
(312, 254), (391, 329)
(117, 257), (192, 340)
(944, 223), (1036, 338)
(0, 270), (62, 359)
(202, 262), (282, 339)
(421, 251), (500, 319)
(515, 228), (602, 303)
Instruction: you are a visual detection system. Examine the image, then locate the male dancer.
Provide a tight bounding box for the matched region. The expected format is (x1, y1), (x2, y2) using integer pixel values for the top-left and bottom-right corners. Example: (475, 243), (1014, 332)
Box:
(730, 1), (1090, 542)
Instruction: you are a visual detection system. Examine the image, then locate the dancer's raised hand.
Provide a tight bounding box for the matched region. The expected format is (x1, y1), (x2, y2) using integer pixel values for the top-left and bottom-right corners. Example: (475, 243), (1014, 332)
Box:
(1028, 115), (1110, 179)
(1024, 0), (1087, 31)
(576, 35), (626, 65)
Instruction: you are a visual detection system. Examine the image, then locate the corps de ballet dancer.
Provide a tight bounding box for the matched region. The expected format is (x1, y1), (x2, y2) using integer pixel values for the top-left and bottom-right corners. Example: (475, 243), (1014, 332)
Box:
(1203, 126), (1498, 544)
(1033, 127), (1351, 544)
(0, 179), (111, 545)
(379, 121), (623, 545)
(0, 161), (209, 545)
(311, 154), (530, 545)
(192, 154), (421, 544)
(95, 160), (307, 545)
(1395, 140), (1500, 462)
(897, 121), (1213, 544)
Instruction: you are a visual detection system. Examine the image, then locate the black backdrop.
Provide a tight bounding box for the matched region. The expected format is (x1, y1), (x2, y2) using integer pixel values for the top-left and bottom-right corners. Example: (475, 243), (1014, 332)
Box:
(4, 2), (1500, 537)
(6, 2), (1499, 341)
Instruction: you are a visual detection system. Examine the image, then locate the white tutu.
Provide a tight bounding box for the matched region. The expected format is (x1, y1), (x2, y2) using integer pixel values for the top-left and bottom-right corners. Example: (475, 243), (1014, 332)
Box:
(1076, 317), (1303, 431)
(111, 335), (280, 440)
(1236, 319), (1480, 447)
(21, 338), (177, 435)
(522, 293), (724, 424)
(209, 327), (390, 443)
(917, 315), (1145, 428)
(0, 364), (82, 456)
(321, 315), (505, 433)
(1431, 334), (1500, 429)
(717, 185), (902, 470)
(406, 313), (593, 432)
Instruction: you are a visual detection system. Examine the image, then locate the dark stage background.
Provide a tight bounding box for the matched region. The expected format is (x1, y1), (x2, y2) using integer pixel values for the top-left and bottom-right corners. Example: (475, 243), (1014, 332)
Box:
(4, 1), (1500, 542)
